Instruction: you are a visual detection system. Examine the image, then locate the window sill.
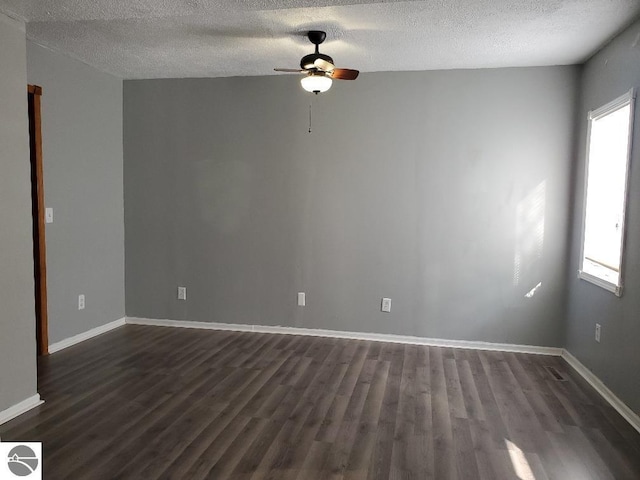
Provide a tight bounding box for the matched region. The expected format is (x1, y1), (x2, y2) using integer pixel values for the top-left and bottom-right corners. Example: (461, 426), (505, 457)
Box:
(578, 270), (623, 297)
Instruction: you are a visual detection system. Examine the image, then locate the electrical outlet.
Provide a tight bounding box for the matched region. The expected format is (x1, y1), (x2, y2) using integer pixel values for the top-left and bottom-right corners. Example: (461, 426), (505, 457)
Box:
(381, 297), (392, 313)
(178, 287), (187, 300)
(297, 292), (306, 306)
(78, 294), (85, 310)
(595, 323), (601, 343)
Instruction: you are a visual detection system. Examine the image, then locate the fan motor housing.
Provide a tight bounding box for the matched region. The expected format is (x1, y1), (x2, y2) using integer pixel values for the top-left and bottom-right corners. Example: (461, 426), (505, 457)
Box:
(300, 53), (334, 70)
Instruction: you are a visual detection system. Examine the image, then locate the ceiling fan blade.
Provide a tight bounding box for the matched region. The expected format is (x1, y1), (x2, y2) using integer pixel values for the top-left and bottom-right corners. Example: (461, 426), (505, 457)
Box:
(331, 68), (359, 80)
(314, 58), (335, 72)
(274, 68), (307, 73)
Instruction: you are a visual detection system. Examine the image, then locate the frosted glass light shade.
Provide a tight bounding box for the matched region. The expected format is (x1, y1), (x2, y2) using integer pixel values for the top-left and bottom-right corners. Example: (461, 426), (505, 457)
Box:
(301, 74), (332, 93)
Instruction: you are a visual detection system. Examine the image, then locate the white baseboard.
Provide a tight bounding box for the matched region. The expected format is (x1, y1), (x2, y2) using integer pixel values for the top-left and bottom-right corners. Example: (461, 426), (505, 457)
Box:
(561, 349), (640, 434)
(48, 317), (126, 354)
(0, 394), (43, 427)
(125, 317), (563, 356)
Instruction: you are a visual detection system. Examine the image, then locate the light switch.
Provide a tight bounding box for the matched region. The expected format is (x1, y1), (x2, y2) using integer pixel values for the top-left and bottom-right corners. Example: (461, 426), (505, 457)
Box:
(45, 207), (54, 224)
(381, 298), (392, 313)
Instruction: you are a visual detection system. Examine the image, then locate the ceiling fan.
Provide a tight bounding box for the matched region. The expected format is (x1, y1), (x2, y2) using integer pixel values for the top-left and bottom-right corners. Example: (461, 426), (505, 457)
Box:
(274, 31), (359, 94)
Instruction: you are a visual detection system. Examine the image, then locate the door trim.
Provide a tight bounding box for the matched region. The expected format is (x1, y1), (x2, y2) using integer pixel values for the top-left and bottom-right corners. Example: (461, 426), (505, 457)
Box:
(28, 84), (49, 356)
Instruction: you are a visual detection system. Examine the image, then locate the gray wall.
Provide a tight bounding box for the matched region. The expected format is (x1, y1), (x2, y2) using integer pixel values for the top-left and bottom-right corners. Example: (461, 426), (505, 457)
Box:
(0, 13), (38, 412)
(26, 42), (125, 344)
(125, 66), (579, 347)
(566, 18), (640, 413)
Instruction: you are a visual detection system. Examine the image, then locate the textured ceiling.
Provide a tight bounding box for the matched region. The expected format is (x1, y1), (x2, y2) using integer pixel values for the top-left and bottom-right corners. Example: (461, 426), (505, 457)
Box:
(1, 0), (639, 79)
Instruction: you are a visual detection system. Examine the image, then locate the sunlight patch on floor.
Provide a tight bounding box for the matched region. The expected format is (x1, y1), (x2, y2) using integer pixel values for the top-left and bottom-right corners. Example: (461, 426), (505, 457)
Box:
(505, 439), (536, 480)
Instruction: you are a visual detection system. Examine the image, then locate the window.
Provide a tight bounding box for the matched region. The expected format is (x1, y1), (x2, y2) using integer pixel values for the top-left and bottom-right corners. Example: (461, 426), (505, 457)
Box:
(579, 89), (635, 296)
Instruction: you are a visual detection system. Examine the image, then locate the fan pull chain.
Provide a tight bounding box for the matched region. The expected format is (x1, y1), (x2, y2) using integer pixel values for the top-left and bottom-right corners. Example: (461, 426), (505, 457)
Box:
(308, 99), (312, 133)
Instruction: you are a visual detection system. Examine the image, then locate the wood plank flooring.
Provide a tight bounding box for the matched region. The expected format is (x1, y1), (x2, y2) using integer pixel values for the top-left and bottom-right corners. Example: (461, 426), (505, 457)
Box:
(1, 324), (640, 479)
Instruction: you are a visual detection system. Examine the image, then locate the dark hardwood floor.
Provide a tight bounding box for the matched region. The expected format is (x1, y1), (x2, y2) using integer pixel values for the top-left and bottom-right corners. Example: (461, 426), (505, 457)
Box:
(1, 324), (639, 479)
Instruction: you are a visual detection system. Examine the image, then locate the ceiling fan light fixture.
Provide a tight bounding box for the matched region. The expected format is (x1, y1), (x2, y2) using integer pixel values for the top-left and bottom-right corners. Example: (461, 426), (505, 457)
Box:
(301, 73), (332, 94)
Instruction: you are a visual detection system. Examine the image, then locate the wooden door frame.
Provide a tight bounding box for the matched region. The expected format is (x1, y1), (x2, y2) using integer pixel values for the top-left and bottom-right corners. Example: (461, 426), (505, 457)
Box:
(28, 84), (49, 356)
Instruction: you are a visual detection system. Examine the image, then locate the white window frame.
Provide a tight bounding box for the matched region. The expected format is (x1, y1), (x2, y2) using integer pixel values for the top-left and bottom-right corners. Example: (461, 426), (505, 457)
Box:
(578, 89), (636, 296)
